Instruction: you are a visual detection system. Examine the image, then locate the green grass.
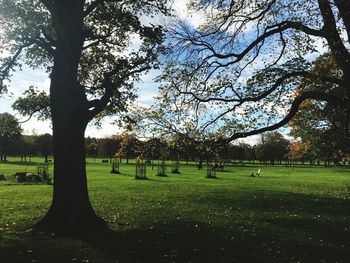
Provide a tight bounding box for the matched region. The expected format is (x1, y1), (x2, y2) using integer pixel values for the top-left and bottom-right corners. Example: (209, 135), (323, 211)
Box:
(0, 157), (350, 262)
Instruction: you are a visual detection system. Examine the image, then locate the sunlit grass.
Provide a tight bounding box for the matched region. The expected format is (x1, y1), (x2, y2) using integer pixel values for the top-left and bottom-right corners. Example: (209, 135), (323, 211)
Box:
(0, 158), (349, 262)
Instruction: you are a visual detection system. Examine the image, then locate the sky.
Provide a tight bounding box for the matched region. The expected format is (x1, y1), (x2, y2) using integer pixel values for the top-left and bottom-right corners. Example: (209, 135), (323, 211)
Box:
(1, 0), (324, 145)
(0, 0), (212, 137)
(0, 0), (198, 139)
(0, 65), (162, 137)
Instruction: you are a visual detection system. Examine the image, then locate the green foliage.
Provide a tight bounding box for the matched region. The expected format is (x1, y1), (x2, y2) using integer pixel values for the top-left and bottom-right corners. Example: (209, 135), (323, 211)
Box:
(289, 55), (350, 162)
(12, 86), (51, 121)
(36, 164), (51, 184)
(0, 0), (166, 122)
(33, 133), (52, 160)
(0, 113), (22, 157)
(256, 131), (290, 164)
(97, 137), (121, 158)
(0, 112), (22, 138)
(0, 0), (52, 93)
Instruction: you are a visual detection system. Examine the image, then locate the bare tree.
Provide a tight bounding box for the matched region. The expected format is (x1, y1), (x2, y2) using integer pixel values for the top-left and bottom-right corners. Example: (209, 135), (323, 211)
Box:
(146, 0), (350, 142)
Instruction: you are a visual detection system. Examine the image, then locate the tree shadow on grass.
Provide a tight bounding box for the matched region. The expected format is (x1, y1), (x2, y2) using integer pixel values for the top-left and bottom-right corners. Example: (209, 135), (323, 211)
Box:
(84, 216), (350, 263)
(2, 219), (348, 263)
(1, 190), (349, 263)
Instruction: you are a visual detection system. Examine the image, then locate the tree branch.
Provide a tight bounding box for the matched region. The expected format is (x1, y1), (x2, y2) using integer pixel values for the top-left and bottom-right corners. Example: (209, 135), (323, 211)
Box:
(18, 111), (36, 123)
(334, 0), (350, 39)
(0, 42), (34, 91)
(29, 37), (56, 56)
(86, 58), (153, 120)
(179, 20), (324, 66)
(224, 91), (349, 142)
(178, 70), (343, 104)
(83, 0), (105, 17)
(317, 0), (350, 71)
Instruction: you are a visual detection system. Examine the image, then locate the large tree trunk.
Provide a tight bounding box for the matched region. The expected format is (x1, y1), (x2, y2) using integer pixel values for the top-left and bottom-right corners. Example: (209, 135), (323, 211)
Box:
(36, 60), (105, 233)
(36, 1), (105, 234)
(37, 120), (105, 233)
(36, 79), (105, 233)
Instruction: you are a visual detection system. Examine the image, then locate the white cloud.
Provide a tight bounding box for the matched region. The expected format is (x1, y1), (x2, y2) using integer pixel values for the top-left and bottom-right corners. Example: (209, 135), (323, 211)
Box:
(86, 117), (122, 138)
(236, 134), (260, 145)
(171, 0), (206, 29)
(21, 119), (51, 135)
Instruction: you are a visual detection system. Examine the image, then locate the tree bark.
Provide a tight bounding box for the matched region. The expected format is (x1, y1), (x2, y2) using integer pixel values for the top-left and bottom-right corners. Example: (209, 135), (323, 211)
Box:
(35, 1), (105, 234)
(36, 120), (105, 233)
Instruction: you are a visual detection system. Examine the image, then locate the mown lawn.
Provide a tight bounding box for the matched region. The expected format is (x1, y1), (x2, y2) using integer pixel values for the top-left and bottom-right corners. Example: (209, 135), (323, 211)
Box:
(0, 157), (349, 263)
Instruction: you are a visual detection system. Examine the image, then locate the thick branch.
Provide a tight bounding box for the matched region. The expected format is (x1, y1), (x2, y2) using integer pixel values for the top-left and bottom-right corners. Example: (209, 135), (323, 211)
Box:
(179, 70), (343, 104)
(187, 20), (324, 65)
(18, 111), (36, 123)
(29, 37), (56, 56)
(86, 60), (152, 120)
(318, 0), (350, 71)
(0, 42), (33, 90)
(334, 0), (350, 41)
(224, 91), (349, 142)
(195, 70), (342, 132)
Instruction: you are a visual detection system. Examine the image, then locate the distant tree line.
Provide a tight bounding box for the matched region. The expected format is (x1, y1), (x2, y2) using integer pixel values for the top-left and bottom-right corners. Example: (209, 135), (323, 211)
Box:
(86, 131), (349, 166)
(1, 112), (348, 166)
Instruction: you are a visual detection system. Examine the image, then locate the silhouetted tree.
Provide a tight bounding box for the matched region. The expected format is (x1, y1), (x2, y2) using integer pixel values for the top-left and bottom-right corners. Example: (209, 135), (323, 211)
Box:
(0, 0), (166, 233)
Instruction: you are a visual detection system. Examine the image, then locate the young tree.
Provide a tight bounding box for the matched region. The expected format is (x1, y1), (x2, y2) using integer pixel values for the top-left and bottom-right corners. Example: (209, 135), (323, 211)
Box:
(0, 112), (22, 162)
(116, 133), (140, 163)
(144, 0), (349, 143)
(0, 0), (165, 233)
(289, 141), (312, 164)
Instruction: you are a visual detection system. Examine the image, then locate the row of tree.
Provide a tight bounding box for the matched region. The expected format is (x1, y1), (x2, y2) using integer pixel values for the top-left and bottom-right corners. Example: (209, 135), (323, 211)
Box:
(1, 112), (348, 165)
(0, 113), (53, 162)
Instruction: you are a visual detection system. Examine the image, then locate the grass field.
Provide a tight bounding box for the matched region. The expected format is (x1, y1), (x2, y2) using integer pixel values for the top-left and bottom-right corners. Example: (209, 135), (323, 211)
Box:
(0, 157), (349, 263)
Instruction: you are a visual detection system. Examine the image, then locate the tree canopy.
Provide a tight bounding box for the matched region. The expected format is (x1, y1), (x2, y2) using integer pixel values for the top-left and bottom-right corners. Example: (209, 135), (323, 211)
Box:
(0, 112), (22, 162)
(142, 0), (350, 143)
(0, 0), (167, 233)
(1, 0), (165, 122)
(289, 54), (350, 163)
